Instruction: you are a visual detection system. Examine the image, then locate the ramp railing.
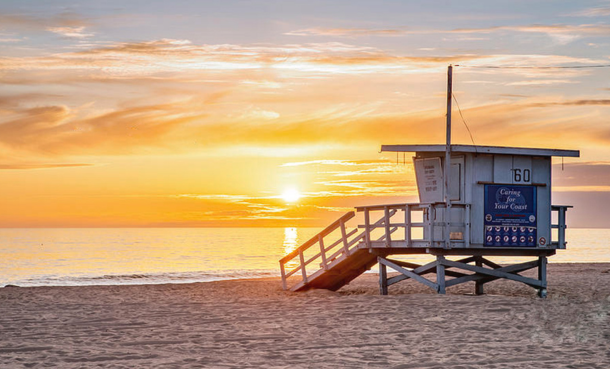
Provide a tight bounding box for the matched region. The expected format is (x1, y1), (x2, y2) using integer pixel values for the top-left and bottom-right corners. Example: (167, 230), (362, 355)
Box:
(279, 209), (401, 291)
(279, 212), (360, 291)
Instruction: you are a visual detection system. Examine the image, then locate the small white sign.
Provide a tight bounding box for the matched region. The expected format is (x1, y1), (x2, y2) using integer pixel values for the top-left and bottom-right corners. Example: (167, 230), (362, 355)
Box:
(414, 157), (443, 203)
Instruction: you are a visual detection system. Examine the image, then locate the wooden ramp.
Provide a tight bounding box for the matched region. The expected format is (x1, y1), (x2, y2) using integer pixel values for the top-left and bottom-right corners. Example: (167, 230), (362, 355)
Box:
(293, 248), (377, 291)
(279, 203), (438, 292)
(279, 212), (379, 292)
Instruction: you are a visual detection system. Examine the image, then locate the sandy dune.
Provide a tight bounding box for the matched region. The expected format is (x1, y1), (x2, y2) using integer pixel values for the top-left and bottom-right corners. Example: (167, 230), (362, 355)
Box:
(1, 263), (609, 368)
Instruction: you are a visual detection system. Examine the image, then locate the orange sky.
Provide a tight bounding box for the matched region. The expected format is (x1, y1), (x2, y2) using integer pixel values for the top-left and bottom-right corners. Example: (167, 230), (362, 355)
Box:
(0, 1), (609, 227)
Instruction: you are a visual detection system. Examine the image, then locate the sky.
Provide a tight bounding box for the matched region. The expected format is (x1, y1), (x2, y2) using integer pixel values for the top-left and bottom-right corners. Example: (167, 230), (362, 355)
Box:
(0, 0), (609, 228)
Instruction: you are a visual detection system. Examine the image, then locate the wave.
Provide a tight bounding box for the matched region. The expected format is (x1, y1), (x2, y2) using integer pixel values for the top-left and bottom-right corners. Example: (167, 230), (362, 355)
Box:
(3, 270), (280, 288)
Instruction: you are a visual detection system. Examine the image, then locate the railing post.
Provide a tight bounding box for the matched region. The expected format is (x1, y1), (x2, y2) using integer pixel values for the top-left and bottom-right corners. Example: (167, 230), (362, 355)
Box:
(340, 220), (350, 256)
(299, 249), (307, 283)
(364, 208), (371, 249)
(443, 203), (450, 249)
(427, 205), (434, 247)
(384, 206), (392, 247)
(558, 207), (566, 249)
(464, 204), (470, 247)
(404, 204), (411, 247)
(280, 262), (287, 290)
(319, 234), (328, 270)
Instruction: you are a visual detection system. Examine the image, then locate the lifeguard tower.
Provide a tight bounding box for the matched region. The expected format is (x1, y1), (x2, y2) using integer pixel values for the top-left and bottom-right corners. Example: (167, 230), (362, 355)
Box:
(279, 67), (580, 297)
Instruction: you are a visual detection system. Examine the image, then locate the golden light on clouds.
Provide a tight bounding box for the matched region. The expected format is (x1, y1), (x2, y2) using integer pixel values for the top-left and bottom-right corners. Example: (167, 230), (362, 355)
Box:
(0, 1), (607, 227)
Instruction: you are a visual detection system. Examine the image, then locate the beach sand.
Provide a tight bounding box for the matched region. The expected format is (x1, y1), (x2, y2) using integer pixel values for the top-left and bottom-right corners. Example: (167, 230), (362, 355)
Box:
(1, 263), (610, 368)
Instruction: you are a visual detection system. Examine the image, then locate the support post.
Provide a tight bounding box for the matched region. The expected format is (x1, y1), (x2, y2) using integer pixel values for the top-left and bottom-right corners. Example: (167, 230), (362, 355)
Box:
(378, 257), (388, 295)
(280, 262), (287, 291)
(538, 256), (547, 298)
(475, 256), (485, 295)
(436, 255), (446, 294)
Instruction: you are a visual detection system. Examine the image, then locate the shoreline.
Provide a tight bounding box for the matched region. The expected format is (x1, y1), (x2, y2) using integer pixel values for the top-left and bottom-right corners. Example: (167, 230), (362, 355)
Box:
(2, 263), (610, 368)
(3, 261), (610, 289)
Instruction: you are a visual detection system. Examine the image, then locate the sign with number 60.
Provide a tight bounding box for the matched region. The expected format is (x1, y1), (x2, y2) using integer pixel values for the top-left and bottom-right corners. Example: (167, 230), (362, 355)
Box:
(512, 168), (531, 183)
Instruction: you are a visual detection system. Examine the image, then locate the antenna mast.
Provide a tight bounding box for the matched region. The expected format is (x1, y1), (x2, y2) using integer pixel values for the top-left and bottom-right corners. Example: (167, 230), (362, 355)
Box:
(444, 65), (453, 248)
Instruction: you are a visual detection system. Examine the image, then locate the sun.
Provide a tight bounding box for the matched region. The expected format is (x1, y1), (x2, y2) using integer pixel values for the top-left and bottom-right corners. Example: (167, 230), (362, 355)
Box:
(281, 188), (301, 203)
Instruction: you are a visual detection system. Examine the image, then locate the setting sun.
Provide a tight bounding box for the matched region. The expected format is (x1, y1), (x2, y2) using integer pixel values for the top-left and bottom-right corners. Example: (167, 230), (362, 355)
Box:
(281, 188), (301, 203)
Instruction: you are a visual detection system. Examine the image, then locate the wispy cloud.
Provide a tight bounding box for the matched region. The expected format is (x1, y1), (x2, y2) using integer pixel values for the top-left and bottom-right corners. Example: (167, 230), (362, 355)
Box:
(0, 12), (91, 32)
(452, 24), (610, 36)
(554, 185), (610, 192)
(1, 96), (608, 159)
(569, 6), (610, 17)
(0, 163), (92, 170)
(285, 27), (410, 37)
(529, 99), (610, 107)
(281, 159), (389, 167)
(47, 26), (94, 39)
(0, 33), (23, 43)
(0, 38), (602, 87)
(553, 162), (610, 192)
(287, 24), (610, 44)
(507, 79), (579, 86)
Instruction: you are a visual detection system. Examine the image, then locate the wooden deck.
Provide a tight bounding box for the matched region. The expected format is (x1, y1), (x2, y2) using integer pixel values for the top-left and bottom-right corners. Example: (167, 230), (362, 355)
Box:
(279, 203), (568, 296)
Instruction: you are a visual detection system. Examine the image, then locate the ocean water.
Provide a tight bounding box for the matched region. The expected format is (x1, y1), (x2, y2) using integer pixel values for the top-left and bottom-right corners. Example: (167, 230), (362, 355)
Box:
(0, 228), (608, 287)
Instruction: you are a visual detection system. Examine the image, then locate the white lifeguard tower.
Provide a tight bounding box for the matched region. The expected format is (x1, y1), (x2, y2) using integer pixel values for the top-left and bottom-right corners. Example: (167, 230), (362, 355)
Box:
(279, 67), (580, 297)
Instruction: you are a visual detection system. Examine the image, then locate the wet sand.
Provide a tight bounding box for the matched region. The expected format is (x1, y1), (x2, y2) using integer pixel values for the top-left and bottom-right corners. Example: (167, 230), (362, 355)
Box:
(1, 263), (609, 368)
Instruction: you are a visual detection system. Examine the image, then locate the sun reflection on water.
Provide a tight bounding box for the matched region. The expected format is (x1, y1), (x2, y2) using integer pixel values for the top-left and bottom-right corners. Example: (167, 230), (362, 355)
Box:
(283, 227), (298, 254)
(283, 227), (300, 269)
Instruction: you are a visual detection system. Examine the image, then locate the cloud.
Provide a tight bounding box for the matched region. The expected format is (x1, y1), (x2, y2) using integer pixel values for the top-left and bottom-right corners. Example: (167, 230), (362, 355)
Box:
(0, 38), (602, 87)
(0, 12), (91, 32)
(0, 39), (608, 161)
(0, 163), (92, 170)
(529, 99), (610, 107)
(285, 27), (410, 37)
(1, 96), (608, 160)
(0, 93), (65, 108)
(553, 162), (610, 189)
(47, 26), (94, 39)
(281, 159), (392, 167)
(569, 6), (610, 17)
(286, 24), (610, 44)
(452, 24), (610, 36)
(0, 101), (207, 156)
(507, 79), (579, 86)
(0, 33), (22, 43)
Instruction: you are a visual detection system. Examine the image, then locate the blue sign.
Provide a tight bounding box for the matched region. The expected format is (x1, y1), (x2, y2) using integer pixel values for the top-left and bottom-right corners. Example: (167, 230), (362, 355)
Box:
(484, 185), (536, 247)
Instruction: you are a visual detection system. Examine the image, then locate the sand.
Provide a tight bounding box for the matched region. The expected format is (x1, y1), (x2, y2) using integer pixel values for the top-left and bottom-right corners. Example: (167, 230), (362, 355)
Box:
(1, 263), (610, 368)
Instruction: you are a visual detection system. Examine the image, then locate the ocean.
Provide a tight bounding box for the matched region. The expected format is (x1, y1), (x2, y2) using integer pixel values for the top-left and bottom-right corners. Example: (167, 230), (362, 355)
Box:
(1, 228), (608, 287)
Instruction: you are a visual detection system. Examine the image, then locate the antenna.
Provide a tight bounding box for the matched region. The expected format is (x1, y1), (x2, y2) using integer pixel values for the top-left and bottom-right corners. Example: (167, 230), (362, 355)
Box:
(444, 65), (453, 248)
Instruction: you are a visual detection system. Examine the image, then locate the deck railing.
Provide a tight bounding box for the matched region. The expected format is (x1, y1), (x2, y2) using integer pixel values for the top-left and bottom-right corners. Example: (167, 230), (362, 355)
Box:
(551, 205), (571, 249)
(356, 202), (471, 249)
